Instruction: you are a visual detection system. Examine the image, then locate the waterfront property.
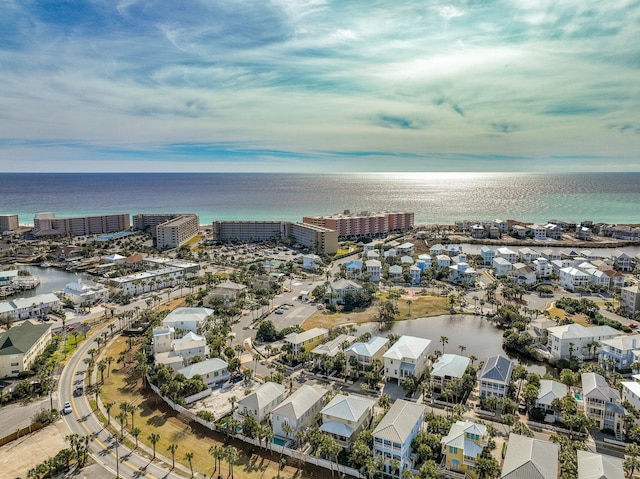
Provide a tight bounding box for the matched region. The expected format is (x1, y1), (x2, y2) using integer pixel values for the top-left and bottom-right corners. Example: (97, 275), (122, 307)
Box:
(283, 327), (329, 354)
(59, 280), (109, 305)
(547, 324), (620, 360)
(0, 292), (62, 320)
(32, 211), (130, 237)
(302, 210), (414, 238)
(535, 380), (567, 421)
(581, 372), (625, 438)
(345, 336), (389, 374)
(373, 399), (425, 477)
(0, 320), (52, 377)
(478, 355), (514, 398)
(599, 334), (640, 370)
(501, 433), (558, 479)
(440, 420), (488, 479)
(383, 335), (431, 384)
(430, 354), (470, 392)
(271, 384), (328, 440)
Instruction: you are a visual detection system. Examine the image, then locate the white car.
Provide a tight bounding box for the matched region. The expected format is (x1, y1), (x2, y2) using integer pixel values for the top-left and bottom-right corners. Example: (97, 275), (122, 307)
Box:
(62, 401), (73, 415)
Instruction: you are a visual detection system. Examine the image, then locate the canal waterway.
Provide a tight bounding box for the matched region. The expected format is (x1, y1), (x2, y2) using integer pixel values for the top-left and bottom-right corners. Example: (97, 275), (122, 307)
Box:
(356, 314), (553, 376)
(1, 264), (88, 299)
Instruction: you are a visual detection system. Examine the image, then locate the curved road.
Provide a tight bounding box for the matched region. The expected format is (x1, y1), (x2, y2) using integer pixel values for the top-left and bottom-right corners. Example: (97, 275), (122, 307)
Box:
(59, 323), (184, 479)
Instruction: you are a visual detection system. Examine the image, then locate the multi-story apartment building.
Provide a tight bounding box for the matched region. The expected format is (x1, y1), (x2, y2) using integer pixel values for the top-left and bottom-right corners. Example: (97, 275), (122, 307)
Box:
(0, 214), (19, 233)
(212, 220), (286, 242)
(0, 321), (52, 377)
(302, 210), (414, 238)
(621, 285), (640, 317)
(156, 214), (199, 250)
(32, 212), (130, 237)
(288, 222), (338, 255)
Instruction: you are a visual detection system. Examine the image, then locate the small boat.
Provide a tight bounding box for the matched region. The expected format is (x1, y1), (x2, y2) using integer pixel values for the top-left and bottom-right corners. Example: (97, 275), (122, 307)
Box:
(40, 262), (51, 268)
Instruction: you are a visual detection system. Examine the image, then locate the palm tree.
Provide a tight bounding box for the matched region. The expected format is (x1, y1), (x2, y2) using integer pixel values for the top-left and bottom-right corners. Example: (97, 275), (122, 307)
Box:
(167, 443), (178, 469)
(97, 359), (107, 383)
(458, 345), (467, 355)
(184, 451), (195, 477)
(148, 432), (160, 459)
(131, 427), (141, 448)
(440, 336), (448, 354)
(209, 445), (224, 475)
(104, 401), (115, 425)
(225, 446), (239, 479)
(116, 411), (127, 437)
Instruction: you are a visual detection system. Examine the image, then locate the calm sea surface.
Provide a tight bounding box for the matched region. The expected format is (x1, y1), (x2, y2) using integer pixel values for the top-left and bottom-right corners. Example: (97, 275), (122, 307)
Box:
(1, 172), (639, 226)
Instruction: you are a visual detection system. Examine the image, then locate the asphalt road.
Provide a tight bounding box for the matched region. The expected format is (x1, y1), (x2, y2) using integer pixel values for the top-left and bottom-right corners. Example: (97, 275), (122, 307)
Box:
(60, 323), (185, 479)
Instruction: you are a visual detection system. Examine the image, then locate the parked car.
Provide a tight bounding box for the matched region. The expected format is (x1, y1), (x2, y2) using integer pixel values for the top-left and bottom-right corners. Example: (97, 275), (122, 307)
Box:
(629, 323), (638, 329)
(275, 309), (284, 315)
(62, 401), (73, 415)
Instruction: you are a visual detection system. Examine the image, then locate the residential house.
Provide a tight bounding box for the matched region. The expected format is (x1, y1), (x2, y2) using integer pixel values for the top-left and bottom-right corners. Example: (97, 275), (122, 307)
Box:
(576, 450), (624, 479)
(383, 335), (431, 383)
(449, 263), (477, 286)
(535, 380), (567, 420)
(396, 242), (414, 256)
(507, 263), (537, 286)
(177, 358), (228, 388)
(441, 420), (488, 479)
(400, 255), (413, 265)
(210, 281), (247, 303)
(544, 223), (563, 240)
(154, 331), (209, 369)
(329, 279), (363, 304)
(526, 318), (556, 344)
(577, 227), (593, 241)
(302, 254), (322, 271)
(495, 219), (509, 233)
(0, 293), (62, 320)
(541, 249), (561, 261)
(436, 255), (451, 269)
(581, 372), (625, 437)
(346, 336), (389, 373)
(599, 335), (640, 370)
(501, 433), (558, 479)
(60, 280), (109, 305)
(311, 334), (356, 369)
(152, 326), (175, 354)
(430, 244), (444, 256)
(471, 224), (485, 239)
(559, 267), (590, 291)
(621, 285), (640, 316)
(417, 254), (432, 268)
(366, 250), (380, 260)
(388, 265), (403, 281)
(284, 327), (329, 354)
(534, 258), (553, 278)
(373, 399), (425, 477)
(588, 269), (611, 289)
(496, 247), (517, 264)
(529, 224), (547, 240)
(518, 247), (540, 263)
(511, 225), (527, 239)
(0, 320), (52, 377)
(431, 354), (470, 392)
(345, 260), (363, 279)
(162, 307), (213, 334)
(493, 257), (513, 277)
(547, 324), (619, 360)
(320, 393), (376, 448)
(480, 247), (495, 266)
(621, 381), (640, 414)
(366, 259), (382, 282)
(611, 251), (633, 272)
(271, 384), (328, 439)
(479, 355), (514, 398)
(234, 382), (287, 424)
(383, 248), (397, 264)
(409, 265), (421, 285)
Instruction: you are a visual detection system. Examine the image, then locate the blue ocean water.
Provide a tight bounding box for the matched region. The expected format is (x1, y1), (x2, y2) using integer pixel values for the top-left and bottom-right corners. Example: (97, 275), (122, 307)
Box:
(0, 172), (638, 226)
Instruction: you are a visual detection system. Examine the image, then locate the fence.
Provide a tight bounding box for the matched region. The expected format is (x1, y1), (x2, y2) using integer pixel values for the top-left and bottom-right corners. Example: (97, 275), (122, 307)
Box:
(0, 421), (45, 447)
(148, 381), (362, 477)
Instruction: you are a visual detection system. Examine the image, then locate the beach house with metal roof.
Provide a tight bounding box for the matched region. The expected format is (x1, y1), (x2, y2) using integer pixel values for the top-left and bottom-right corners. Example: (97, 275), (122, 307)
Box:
(0, 320), (52, 377)
(599, 334), (640, 370)
(162, 307), (213, 334)
(373, 399), (425, 477)
(577, 450), (624, 479)
(547, 324), (619, 360)
(329, 279), (363, 304)
(501, 433), (558, 479)
(441, 420), (488, 479)
(479, 355), (514, 398)
(234, 382), (287, 424)
(283, 327), (329, 354)
(345, 336), (389, 374)
(383, 335), (431, 383)
(311, 334), (356, 368)
(535, 380), (567, 420)
(320, 393), (375, 447)
(581, 372), (625, 437)
(271, 384), (328, 440)
(431, 354), (470, 392)
(177, 358), (228, 387)
(0, 293), (61, 320)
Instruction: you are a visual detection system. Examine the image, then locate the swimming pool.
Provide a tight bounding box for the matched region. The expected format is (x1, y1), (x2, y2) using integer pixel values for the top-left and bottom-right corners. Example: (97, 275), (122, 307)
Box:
(271, 437), (287, 446)
(574, 394), (583, 401)
(95, 230), (136, 241)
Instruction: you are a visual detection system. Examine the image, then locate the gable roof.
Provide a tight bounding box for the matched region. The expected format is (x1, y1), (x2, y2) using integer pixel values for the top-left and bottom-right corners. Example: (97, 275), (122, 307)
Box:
(577, 450), (624, 479)
(537, 380), (567, 406)
(271, 384), (327, 420)
(441, 420), (487, 456)
(373, 399), (424, 444)
(480, 355), (514, 383)
(0, 321), (51, 356)
(501, 433), (558, 479)
(238, 382), (287, 412)
(383, 335), (431, 361)
(347, 336), (389, 357)
(163, 307), (213, 325)
(431, 354), (470, 379)
(321, 394), (375, 423)
(178, 358), (227, 378)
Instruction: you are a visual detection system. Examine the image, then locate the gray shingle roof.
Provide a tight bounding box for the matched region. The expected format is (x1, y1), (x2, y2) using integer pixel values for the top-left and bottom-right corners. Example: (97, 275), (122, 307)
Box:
(0, 321), (51, 356)
(271, 384), (327, 420)
(501, 433), (558, 479)
(576, 450), (624, 479)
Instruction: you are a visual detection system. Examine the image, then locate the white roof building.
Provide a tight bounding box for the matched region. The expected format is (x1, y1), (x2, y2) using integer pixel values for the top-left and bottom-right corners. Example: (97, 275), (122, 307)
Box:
(162, 307), (213, 333)
(577, 450), (624, 479)
(234, 382), (287, 424)
(383, 335), (431, 383)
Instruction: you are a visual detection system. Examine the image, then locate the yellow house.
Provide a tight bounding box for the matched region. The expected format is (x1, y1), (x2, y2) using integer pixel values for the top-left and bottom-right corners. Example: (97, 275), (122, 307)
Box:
(441, 420), (488, 479)
(283, 327), (329, 354)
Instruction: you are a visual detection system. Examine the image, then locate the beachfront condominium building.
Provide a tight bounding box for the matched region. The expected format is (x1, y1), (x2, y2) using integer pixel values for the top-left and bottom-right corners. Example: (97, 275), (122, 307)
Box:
(302, 210), (414, 238)
(288, 222), (338, 255)
(0, 214), (19, 233)
(213, 220), (286, 242)
(32, 212), (130, 237)
(155, 214), (199, 250)
(133, 213), (199, 249)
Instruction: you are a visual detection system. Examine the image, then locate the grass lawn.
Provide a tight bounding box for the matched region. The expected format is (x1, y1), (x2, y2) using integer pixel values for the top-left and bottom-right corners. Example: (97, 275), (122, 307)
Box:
(99, 338), (329, 479)
(302, 295), (449, 330)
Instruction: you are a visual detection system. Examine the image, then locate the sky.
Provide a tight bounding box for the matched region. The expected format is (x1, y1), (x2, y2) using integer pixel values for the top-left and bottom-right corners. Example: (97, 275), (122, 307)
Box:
(1, 0), (639, 173)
